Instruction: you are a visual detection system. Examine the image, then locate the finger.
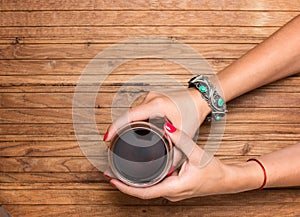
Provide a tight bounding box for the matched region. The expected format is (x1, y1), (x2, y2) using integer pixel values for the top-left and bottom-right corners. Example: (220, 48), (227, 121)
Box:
(141, 91), (161, 104)
(103, 168), (116, 179)
(172, 146), (186, 171)
(109, 178), (174, 200)
(164, 196), (185, 202)
(164, 122), (205, 165)
(169, 169), (178, 177)
(106, 101), (164, 141)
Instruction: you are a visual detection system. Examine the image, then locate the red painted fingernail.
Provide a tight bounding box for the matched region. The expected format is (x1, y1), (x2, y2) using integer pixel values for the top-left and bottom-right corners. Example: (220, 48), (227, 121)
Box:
(103, 131), (108, 141)
(104, 174), (111, 179)
(167, 166), (175, 177)
(110, 181), (116, 188)
(165, 122), (176, 133)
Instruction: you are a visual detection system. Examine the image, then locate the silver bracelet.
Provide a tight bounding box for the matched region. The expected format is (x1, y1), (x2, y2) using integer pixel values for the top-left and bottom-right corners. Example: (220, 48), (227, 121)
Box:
(188, 74), (227, 121)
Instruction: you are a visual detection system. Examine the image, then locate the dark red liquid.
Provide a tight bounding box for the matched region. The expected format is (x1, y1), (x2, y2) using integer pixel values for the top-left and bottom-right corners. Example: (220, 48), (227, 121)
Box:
(112, 128), (167, 183)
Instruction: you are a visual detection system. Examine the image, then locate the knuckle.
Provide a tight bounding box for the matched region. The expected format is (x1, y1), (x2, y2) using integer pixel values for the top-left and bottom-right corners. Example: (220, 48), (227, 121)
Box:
(169, 198), (179, 202)
(138, 191), (150, 200)
(144, 91), (157, 101)
(151, 97), (166, 106)
(127, 107), (135, 118)
(146, 91), (155, 98)
(166, 184), (181, 196)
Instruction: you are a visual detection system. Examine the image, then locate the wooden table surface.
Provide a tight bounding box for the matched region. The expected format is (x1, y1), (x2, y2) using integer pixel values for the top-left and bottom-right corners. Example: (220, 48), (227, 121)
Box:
(0, 0), (300, 216)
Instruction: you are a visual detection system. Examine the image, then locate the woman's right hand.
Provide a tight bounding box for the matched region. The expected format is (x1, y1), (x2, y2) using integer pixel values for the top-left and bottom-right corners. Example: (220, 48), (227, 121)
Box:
(106, 122), (263, 202)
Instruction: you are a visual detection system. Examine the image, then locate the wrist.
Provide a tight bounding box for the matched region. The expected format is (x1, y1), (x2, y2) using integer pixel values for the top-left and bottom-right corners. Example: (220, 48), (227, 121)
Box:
(223, 161), (265, 193)
(188, 75), (227, 121)
(188, 88), (211, 123)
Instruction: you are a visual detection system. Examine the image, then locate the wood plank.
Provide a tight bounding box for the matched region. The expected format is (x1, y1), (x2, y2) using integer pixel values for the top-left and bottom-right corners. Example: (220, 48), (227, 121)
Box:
(0, 139), (298, 157)
(3, 131), (297, 142)
(0, 36), (267, 44)
(1, 83), (300, 93)
(1, 74), (300, 87)
(1, 108), (300, 124)
(0, 43), (256, 60)
(1, 0), (300, 11)
(0, 172), (105, 183)
(4, 204), (300, 217)
(1, 132), (298, 142)
(1, 123), (299, 136)
(0, 156), (99, 172)
(3, 183), (300, 192)
(1, 92), (300, 108)
(0, 156), (260, 173)
(0, 187), (299, 205)
(0, 183), (111, 190)
(0, 26), (279, 42)
(0, 59), (233, 76)
(0, 11), (298, 27)
(0, 75), (202, 86)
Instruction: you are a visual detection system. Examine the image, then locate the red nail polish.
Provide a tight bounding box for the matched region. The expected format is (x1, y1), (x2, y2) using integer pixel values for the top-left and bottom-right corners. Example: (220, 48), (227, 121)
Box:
(165, 122), (176, 133)
(110, 181), (116, 188)
(104, 174), (111, 179)
(167, 166), (175, 177)
(103, 131), (108, 141)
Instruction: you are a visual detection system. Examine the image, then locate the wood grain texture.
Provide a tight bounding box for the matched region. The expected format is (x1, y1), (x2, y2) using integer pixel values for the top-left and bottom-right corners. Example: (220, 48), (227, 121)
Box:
(0, 59), (234, 75)
(0, 185), (299, 205)
(0, 172), (105, 183)
(1, 122), (299, 136)
(0, 139), (297, 158)
(1, 108), (300, 124)
(0, 0), (299, 216)
(0, 156), (270, 173)
(0, 11), (298, 27)
(0, 26), (279, 43)
(1, 92), (300, 108)
(3, 204), (300, 217)
(1, 75), (300, 87)
(1, 83), (300, 93)
(0, 43), (256, 60)
(1, 0), (300, 11)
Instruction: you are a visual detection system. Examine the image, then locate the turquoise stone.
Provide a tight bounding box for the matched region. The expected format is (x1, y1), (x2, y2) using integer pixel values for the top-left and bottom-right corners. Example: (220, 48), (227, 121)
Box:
(199, 85), (207, 93)
(218, 98), (224, 107)
(216, 116), (222, 121)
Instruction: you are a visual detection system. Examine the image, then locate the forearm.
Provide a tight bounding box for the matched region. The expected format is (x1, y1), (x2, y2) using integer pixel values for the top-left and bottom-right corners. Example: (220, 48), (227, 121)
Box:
(226, 144), (300, 192)
(218, 15), (300, 101)
(258, 144), (300, 187)
(218, 16), (300, 191)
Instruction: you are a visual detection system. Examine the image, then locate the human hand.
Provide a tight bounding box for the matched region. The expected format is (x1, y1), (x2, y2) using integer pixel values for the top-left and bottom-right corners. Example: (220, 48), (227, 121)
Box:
(105, 122), (263, 201)
(105, 88), (211, 141)
(104, 88), (211, 171)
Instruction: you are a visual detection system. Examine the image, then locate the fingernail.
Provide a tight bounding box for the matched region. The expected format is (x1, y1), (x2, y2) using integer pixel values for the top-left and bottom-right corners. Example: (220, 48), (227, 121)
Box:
(104, 174), (111, 179)
(165, 122), (176, 133)
(110, 181), (116, 188)
(167, 166), (175, 177)
(103, 131), (108, 141)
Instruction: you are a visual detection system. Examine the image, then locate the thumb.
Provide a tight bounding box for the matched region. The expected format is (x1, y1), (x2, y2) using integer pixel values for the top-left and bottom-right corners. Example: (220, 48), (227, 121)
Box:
(164, 122), (205, 166)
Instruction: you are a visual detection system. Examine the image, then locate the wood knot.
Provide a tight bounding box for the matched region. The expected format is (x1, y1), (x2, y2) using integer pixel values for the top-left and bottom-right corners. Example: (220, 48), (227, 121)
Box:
(242, 143), (251, 155)
(12, 37), (19, 45)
